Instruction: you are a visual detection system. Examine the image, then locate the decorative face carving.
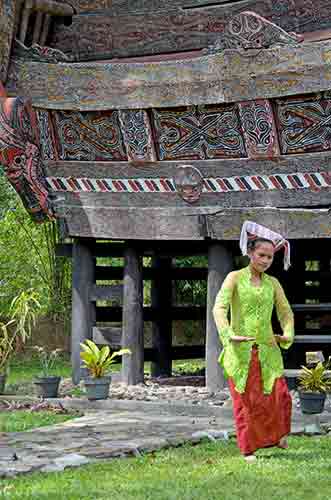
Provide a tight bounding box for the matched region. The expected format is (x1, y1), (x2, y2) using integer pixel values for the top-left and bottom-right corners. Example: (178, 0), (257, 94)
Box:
(174, 165), (203, 204)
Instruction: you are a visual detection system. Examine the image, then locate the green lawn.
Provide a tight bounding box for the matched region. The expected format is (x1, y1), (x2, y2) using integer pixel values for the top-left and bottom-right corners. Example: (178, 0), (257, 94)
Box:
(6, 356), (205, 386)
(1, 437), (331, 499)
(0, 410), (77, 432)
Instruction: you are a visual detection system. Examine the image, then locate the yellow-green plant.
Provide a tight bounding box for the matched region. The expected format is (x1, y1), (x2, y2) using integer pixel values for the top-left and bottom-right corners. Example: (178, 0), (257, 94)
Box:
(298, 362), (331, 393)
(80, 340), (131, 378)
(9, 289), (41, 343)
(0, 320), (16, 375)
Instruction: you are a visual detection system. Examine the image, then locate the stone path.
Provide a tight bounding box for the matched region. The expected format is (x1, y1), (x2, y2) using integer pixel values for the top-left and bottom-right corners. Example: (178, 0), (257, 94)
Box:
(1, 398), (331, 478)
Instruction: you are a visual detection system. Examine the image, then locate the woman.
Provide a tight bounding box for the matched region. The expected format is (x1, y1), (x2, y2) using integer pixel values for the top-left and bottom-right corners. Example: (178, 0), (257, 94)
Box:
(213, 221), (294, 462)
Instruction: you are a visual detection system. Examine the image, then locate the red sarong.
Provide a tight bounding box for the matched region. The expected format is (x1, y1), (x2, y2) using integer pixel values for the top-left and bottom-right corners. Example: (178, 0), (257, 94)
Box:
(228, 346), (292, 455)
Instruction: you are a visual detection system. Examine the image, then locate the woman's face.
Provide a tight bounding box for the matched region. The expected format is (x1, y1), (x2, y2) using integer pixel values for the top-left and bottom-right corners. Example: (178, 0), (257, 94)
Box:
(249, 242), (275, 273)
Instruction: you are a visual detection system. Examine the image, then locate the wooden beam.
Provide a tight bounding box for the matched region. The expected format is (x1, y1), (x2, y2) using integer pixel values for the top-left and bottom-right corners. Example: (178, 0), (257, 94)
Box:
(56, 239), (331, 260)
(292, 304), (331, 312)
(96, 267), (208, 281)
(96, 305), (207, 322)
(0, 0), (16, 82)
(71, 239), (96, 384)
(8, 41), (331, 109)
(45, 152), (331, 178)
(206, 243), (233, 391)
(294, 335), (331, 343)
(89, 284), (123, 301)
(93, 326), (122, 346)
(32, 0), (74, 16)
(51, 1), (331, 61)
(151, 256), (173, 377)
(121, 247), (144, 384)
(56, 207), (331, 240)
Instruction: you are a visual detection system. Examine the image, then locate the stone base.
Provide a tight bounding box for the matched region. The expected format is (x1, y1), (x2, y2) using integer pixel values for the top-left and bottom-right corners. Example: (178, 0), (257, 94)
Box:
(302, 413), (323, 434)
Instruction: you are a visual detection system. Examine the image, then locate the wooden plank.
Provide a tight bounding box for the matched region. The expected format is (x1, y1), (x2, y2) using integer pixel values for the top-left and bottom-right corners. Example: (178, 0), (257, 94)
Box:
(98, 267), (208, 280)
(51, 188), (331, 210)
(238, 100), (280, 159)
(57, 207), (331, 240)
(294, 335), (331, 343)
(51, 1), (331, 61)
(89, 284), (123, 301)
(93, 326), (122, 345)
(110, 1), (252, 14)
(285, 369), (331, 378)
(96, 306), (207, 322)
(8, 41), (331, 109)
(121, 247), (144, 384)
(71, 239), (96, 384)
(292, 303), (331, 312)
(151, 256), (173, 377)
(32, 0), (74, 16)
(56, 240), (222, 258)
(0, 0), (16, 82)
(119, 110), (156, 161)
(206, 243), (233, 391)
(45, 152), (331, 178)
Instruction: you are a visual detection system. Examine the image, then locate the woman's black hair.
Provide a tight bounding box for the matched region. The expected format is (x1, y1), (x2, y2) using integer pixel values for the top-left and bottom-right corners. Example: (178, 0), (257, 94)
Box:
(247, 238), (274, 252)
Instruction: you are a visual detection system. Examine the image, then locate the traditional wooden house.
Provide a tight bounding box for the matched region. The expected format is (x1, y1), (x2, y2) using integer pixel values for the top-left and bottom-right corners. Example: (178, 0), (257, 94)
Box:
(2, 0), (331, 390)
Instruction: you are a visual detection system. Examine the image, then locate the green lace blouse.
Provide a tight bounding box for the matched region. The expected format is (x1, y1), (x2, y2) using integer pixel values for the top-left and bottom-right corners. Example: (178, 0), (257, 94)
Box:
(213, 266), (294, 394)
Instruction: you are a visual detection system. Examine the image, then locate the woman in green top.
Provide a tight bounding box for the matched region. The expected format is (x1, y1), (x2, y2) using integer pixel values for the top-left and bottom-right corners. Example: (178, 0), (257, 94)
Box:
(213, 221), (294, 462)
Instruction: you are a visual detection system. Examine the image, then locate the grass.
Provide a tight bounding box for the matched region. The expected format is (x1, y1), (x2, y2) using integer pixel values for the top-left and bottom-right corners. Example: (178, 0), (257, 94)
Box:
(6, 356), (205, 387)
(1, 437), (331, 499)
(0, 410), (77, 433)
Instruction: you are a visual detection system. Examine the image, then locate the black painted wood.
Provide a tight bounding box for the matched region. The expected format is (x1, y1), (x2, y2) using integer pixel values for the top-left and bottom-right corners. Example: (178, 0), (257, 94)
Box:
(71, 239), (96, 384)
(151, 256), (173, 377)
(122, 247), (144, 384)
(206, 243), (233, 391)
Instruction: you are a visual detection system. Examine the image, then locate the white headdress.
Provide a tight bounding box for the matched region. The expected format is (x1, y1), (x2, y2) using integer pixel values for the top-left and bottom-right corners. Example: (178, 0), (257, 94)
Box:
(239, 220), (291, 270)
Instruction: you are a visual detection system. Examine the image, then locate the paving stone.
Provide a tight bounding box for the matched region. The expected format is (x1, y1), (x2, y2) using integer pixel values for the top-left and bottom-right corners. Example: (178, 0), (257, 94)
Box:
(1, 393), (331, 478)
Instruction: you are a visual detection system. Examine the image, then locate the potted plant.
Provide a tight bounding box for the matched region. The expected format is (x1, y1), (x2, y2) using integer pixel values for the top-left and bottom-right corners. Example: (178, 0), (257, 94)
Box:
(298, 361), (331, 414)
(0, 320), (16, 394)
(80, 340), (130, 400)
(0, 289), (41, 394)
(33, 346), (62, 398)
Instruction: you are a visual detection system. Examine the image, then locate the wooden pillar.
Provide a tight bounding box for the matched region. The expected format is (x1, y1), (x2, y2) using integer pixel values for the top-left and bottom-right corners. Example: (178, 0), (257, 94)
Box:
(71, 239), (95, 384)
(151, 256), (172, 377)
(206, 243), (233, 391)
(121, 247), (144, 385)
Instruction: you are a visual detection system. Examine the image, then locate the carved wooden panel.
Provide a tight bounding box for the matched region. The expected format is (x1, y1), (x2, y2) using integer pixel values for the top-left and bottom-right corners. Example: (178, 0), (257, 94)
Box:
(152, 106), (246, 160)
(36, 109), (58, 161)
(0, 97), (53, 221)
(276, 94), (331, 154)
(8, 41), (331, 110)
(119, 110), (156, 161)
(0, 0), (16, 81)
(51, 1), (331, 60)
(52, 110), (128, 161)
(238, 100), (280, 159)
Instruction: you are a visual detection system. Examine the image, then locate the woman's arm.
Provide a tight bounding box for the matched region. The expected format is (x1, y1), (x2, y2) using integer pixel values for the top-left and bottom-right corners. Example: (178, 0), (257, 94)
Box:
(272, 278), (294, 349)
(213, 271), (237, 347)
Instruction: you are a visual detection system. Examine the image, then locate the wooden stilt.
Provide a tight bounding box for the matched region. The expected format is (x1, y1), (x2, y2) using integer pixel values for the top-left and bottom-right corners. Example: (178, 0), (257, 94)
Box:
(71, 239), (95, 385)
(40, 13), (51, 45)
(151, 256), (172, 377)
(33, 11), (43, 44)
(206, 243), (233, 391)
(121, 247), (144, 385)
(19, 3), (32, 43)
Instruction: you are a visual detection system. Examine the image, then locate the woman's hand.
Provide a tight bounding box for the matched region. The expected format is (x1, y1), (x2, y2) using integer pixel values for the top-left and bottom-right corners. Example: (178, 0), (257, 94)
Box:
(230, 336), (256, 343)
